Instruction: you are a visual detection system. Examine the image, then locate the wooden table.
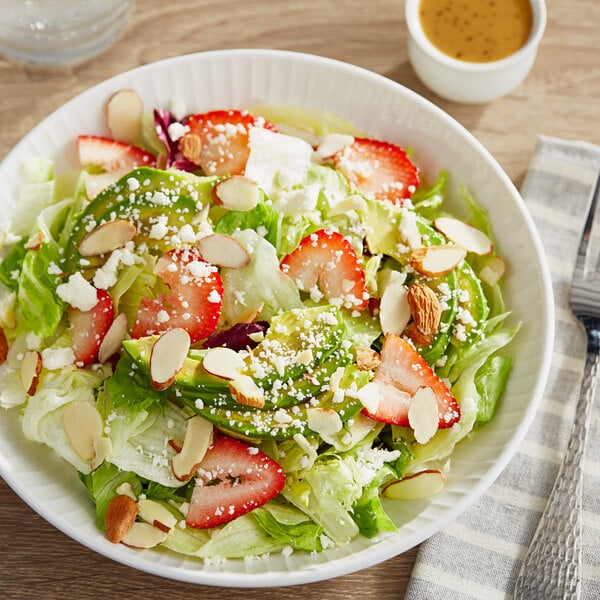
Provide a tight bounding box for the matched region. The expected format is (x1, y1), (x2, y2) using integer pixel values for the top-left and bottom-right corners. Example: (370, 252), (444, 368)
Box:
(1, 1), (598, 598)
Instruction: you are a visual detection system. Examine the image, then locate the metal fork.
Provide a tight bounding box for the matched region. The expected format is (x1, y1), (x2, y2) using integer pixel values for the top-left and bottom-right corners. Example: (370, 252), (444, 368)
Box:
(514, 171), (600, 599)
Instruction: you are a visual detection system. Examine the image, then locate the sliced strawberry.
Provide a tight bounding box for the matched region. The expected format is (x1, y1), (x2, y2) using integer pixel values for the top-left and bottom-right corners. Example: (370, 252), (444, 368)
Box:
(132, 247), (223, 343)
(77, 135), (156, 172)
(363, 333), (460, 427)
(332, 138), (419, 204)
(186, 435), (285, 529)
(280, 229), (368, 311)
(185, 109), (276, 177)
(68, 288), (114, 367)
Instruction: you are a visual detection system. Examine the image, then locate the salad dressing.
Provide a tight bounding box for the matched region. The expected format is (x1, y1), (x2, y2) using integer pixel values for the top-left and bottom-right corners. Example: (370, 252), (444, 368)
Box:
(418, 0), (533, 63)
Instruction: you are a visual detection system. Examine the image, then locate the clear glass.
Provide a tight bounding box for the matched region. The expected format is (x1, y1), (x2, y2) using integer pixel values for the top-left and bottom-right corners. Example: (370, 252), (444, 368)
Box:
(0, 0), (132, 66)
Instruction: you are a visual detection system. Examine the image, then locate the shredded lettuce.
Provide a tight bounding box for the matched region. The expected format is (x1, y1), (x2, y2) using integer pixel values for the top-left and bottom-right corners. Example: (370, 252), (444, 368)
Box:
(220, 229), (302, 323)
(20, 364), (110, 473)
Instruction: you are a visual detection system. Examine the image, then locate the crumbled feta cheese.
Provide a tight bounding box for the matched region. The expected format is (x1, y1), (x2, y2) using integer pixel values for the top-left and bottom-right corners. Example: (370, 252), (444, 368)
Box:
(167, 121), (187, 142)
(41, 347), (75, 370)
(56, 272), (98, 311)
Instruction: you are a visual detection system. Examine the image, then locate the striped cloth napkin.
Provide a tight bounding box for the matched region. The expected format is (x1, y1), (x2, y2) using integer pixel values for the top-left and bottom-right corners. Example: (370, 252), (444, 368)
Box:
(405, 136), (600, 600)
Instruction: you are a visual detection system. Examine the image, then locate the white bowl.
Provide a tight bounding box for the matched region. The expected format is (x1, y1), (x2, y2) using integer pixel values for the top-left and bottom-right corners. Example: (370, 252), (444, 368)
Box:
(405, 0), (547, 103)
(0, 49), (553, 587)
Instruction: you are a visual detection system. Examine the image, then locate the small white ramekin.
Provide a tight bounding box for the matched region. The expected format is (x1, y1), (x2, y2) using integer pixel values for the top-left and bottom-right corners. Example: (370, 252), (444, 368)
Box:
(405, 0), (547, 104)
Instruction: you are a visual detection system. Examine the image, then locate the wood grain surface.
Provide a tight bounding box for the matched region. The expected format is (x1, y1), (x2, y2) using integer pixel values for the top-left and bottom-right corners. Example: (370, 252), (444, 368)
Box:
(1, 1), (598, 598)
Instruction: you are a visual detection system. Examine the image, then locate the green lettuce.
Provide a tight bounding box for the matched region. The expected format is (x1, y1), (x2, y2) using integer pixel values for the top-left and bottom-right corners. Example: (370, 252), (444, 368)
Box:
(79, 462), (143, 529)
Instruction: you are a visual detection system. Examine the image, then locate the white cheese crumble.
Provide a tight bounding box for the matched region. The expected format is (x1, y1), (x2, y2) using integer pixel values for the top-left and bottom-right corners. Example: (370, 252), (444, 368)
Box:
(41, 347), (75, 370)
(56, 272), (98, 311)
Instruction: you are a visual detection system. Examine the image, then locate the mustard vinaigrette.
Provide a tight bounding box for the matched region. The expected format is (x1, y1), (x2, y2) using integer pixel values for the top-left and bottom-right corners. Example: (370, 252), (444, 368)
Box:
(418, 0), (533, 63)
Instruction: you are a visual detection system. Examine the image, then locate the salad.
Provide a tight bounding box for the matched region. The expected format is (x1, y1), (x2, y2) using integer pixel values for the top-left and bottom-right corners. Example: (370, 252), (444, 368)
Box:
(0, 90), (519, 559)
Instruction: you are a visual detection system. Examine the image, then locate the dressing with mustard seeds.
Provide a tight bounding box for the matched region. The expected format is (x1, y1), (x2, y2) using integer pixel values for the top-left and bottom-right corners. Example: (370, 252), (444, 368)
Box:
(418, 0), (533, 63)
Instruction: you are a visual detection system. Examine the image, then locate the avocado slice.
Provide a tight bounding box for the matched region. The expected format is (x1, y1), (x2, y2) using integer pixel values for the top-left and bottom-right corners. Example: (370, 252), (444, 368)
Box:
(123, 336), (230, 394)
(448, 261), (489, 348)
(123, 305), (351, 411)
(240, 305), (347, 389)
(62, 167), (218, 274)
(181, 365), (369, 440)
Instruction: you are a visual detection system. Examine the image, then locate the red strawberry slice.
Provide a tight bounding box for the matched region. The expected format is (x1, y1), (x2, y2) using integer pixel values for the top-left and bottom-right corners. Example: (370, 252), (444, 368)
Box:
(185, 109), (276, 177)
(280, 229), (368, 311)
(186, 435), (285, 529)
(68, 288), (115, 367)
(363, 334), (460, 427)
(132, 247), (223, 343)
(77, 135), (156, 172)
(332, 138), (419, 204)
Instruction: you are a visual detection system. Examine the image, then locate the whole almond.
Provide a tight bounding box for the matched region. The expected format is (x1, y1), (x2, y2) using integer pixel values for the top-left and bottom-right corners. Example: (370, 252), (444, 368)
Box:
(407, 283), (442, 337)
(355, 347), (381, 371)
(180, 133), (202, 165)
(105, 494), (138, 543)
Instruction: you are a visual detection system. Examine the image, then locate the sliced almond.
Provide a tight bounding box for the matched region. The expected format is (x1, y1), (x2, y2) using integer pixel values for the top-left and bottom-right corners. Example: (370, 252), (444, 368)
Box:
(197, 233), (251, 268)
(21, 349), (42, 395)
(479, 256), (506, 286)
(212, 175), (260, 211)
(120, 522), (168, 549)
(24, 231), (46, 251)
(355, 347), (381, 371)
(168, 438), (183, 453)
(98, 312), (128, 363)
(105, 89), (144, 144)
(105, 494), (138, 543)
(115, 482), (137, 500)
(233, 302), (264, 324)
(409, 244), (466, 277)
(327, 194), (368, 217)
(90, 436), (113, 471)
(407, 283), (442, 337)
(63, 400), (104, 461)
(171, 415), (214, 482)
(355, 381), (383, 414)
(180, 133), (202, 165)
(149, 328), (191, 391)
(408, 387), (439, 444)
(314, 133), (354, 159)
(307, 407), (343, 436)
(137, 498), (178, 533)
(434, 217), (493, 255)
(229, 375), (265, 408)
(84, 169), (129, 200)
(201, 346), (246, 380)
(297, 348), (314, 366)
(0, 326), (8, 365)
(379, 282), (411, 335)
(78, 219), (137, 257)
(382, 469), (445, 500)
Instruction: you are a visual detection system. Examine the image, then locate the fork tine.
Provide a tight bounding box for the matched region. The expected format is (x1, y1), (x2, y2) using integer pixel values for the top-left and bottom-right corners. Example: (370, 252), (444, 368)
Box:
(569, 171), (600, 318)
(573, 171), (600, 278)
